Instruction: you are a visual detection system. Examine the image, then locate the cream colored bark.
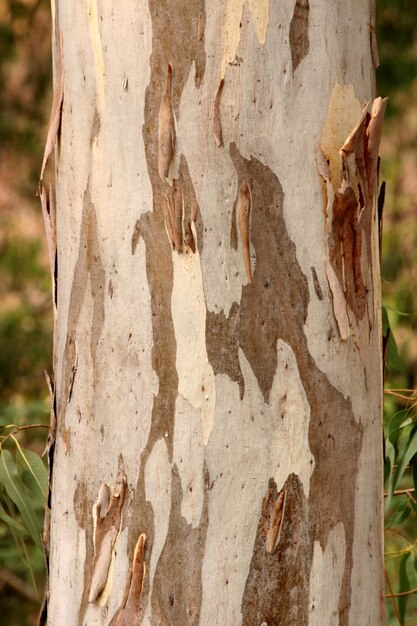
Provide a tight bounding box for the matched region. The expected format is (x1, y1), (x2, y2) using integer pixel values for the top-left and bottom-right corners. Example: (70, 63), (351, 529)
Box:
(42, 1), (385, 625)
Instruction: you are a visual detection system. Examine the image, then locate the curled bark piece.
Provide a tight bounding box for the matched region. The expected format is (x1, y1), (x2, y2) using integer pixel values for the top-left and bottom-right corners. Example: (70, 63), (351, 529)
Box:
(238, 180), (252, 283)
(89, 475), (126, 604)
(115, 534), (146, 626)
(212, 79), (224, 147)
(39, 183), (57, 311)
(42, 370), (56, 459)
(316, 148), (350, 340)
(366, 98), (388, 193)
(266, 489), (287, 554)
(317, 96), (387, 339)
(158, 64), (175, 183)
(40, 34), (64, 181)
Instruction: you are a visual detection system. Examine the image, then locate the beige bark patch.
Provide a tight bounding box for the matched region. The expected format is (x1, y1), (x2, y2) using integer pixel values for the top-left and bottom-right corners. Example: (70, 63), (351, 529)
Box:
(221, 0), (270, 77)
(308, 523), (346, 626)
(86, 0), (106, 115)
(320, 83), (362, 191)
(171, 231), (215, 445)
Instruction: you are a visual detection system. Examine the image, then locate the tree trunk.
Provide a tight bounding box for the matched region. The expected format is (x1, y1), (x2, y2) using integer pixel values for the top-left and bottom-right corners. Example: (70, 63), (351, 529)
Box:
(44, 1), (385, 624)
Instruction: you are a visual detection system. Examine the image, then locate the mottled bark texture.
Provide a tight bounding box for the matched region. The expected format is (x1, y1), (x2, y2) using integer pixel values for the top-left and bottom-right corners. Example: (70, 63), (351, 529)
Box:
(45, 1), (384, 625)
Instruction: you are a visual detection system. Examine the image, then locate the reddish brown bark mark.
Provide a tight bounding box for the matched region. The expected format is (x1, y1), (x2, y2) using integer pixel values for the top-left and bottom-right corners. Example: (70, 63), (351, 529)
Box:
(323, 99), (387, 327)
(151, 465), (209, 626)
(205, 302), (245, 399)
(328, 187), (367, 320)
(230, 145), (363, 625)
(212, 78), (224, 147)
(289, 0), (310, 72)
(242, 475), (310, 626)
(113, 534), (147, 626)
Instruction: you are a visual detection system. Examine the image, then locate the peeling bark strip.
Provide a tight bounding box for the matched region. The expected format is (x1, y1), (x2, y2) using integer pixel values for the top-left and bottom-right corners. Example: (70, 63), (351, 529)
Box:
(114, 534), (146, 626)
(230, 145), (363, 624)
(318, 97), (387, 338)
(237, 180), (253, 283)
(40, 33), (64, 181)
(89, 476), (126, 604)
(39, 183), (57, 310)
(212, 78), (224, 147)
(289, 0), (310, 72)
(266, 488), (287, 554)
(158, 64), (175, 183)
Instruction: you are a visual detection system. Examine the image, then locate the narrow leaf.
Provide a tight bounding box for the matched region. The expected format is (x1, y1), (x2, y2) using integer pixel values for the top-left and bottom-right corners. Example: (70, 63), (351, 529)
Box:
(398, 552), (411, 624)
(0, 500), (28, 534)
(0, 450), (42, 547)
(13, 439), (48, 500)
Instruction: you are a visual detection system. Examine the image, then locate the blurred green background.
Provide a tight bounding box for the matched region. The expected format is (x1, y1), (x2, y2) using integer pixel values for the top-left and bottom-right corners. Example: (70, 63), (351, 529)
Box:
(0, 0), (416, 624)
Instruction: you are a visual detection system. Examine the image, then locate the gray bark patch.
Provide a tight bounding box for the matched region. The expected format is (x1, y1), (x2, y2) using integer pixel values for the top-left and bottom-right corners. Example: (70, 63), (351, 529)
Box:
(289, 0), (310, 72)
(242, 475), (310, 626)
(151, 465), (209, 625)
(230, 144), (363, 624)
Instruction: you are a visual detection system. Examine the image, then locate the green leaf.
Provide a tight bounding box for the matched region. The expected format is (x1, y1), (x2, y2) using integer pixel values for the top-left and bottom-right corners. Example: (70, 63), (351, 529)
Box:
(385, 498), (411, 529)
(398, 552), (411, 624)
(0, 499), (28, 534)
(14, 441), (47, 501)
(392, 424), (417, 496)
(0, 450), (42, 548)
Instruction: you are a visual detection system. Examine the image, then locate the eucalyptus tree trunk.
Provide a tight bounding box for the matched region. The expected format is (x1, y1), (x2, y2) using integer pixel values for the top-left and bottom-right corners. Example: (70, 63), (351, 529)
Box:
(42, 1), (385, 624)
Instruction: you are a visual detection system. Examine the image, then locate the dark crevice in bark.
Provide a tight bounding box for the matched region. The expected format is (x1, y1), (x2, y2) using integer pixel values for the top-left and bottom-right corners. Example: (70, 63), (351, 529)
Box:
(230, 144), (363, 626)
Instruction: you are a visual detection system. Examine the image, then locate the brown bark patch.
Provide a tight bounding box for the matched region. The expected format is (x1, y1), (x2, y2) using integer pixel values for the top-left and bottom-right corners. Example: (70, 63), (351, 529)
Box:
(151, 465), (209, 626)
(229, 142), (304, 404)
(289, 0), (310, 72)
(205, 302), (244, 399)
(242, 475), (310, 626)
(128, 2), (206, 613)
(230, 144), (363, 624)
